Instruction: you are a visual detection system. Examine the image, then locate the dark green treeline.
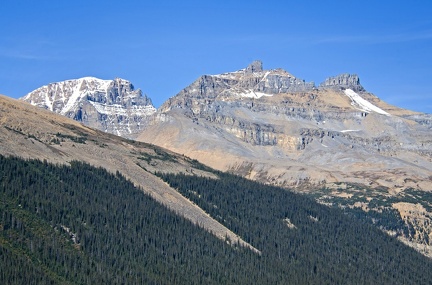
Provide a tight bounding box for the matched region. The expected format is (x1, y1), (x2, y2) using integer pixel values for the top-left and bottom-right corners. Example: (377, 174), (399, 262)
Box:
(157, 171), (432, 284)
(0, 155), (431, 284)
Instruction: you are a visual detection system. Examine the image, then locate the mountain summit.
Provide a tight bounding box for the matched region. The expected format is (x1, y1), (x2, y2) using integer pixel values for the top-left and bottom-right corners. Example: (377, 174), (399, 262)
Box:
(160, 60), (315, 108)
(21, 77), (156, 138)
(143, 61), (430, 187)
(159, 61), (374, 116)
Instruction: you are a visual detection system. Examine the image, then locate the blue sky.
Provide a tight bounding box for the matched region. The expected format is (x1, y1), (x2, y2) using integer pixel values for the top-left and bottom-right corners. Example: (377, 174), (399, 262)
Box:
(1, 0), (432, 113)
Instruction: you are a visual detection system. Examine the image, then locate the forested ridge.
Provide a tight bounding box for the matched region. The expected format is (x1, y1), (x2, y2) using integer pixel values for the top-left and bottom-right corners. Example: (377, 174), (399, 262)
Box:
(157, 171), (432, 284)
(1, 155), (431, 284)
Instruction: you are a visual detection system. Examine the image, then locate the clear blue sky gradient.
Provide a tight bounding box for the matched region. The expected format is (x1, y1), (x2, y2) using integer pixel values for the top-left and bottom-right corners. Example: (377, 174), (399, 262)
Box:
(1, 0), (431, 113)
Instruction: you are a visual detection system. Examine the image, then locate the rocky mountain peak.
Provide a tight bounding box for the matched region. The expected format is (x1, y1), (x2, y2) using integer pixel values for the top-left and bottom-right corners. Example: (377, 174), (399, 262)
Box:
(21, 77), (156, 138)
(320, 73), (364, 92)
(245, 60), (263, 73)
(163, 61), (316, 109)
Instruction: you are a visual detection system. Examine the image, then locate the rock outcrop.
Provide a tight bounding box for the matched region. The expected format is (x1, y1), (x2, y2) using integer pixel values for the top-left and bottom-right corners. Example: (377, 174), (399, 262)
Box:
(320, 73), (364, 91)
(21, 77), (156, 138)
(245, 60), (263, 73)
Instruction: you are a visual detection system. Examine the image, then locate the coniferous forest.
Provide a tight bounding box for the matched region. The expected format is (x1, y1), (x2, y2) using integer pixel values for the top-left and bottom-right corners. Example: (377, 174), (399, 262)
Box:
(1, 155), (432, 284)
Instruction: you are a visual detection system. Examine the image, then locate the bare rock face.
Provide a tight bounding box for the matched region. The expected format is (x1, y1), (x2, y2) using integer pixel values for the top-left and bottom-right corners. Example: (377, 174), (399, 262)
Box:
(245, 60), (263, 73)
(320, 73), (364, 91)
(160, 61), (315, 114)
(21, 77), (156, 138)
(145, 62), (431, 188)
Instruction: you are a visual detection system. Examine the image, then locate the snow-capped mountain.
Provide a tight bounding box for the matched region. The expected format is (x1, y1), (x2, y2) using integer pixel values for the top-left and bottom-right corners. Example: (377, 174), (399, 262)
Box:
(21, 77), (156, 138)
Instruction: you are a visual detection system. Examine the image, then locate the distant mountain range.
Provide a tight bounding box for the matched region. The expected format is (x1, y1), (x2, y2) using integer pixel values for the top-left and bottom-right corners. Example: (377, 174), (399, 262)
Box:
(19, 61), (432, 257)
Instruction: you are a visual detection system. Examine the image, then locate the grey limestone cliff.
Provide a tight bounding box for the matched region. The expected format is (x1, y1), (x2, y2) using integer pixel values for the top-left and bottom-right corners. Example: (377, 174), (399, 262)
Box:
(320, 73), (364, 91)
(161, 61), (316, 114)
(245, 60), (263, 73)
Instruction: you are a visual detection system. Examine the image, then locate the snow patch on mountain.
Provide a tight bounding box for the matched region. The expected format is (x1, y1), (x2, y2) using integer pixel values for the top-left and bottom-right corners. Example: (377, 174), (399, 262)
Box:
(239, 90), (273, 99)
(344, 89), (390, 116)
(89, 101), (156, 116)
(44, 92), (54, 112)
(60, 83), (84, 115)
(340, 129), (361, 133)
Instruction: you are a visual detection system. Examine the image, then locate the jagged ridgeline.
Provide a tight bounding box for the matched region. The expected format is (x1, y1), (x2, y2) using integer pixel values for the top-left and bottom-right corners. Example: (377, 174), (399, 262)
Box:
(1, 155), (432, 284)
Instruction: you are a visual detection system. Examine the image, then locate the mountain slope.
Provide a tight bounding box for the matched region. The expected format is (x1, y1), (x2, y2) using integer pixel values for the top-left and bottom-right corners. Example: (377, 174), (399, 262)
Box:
(2, 154), (432, 284)
(20, 77), (156, 138)
(139, 61), (431, 189)
(137, 61), (432, 256)
(0, 157), (261, 284)
(3, 93), (432, 283)
(0, 94), (254, 250)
